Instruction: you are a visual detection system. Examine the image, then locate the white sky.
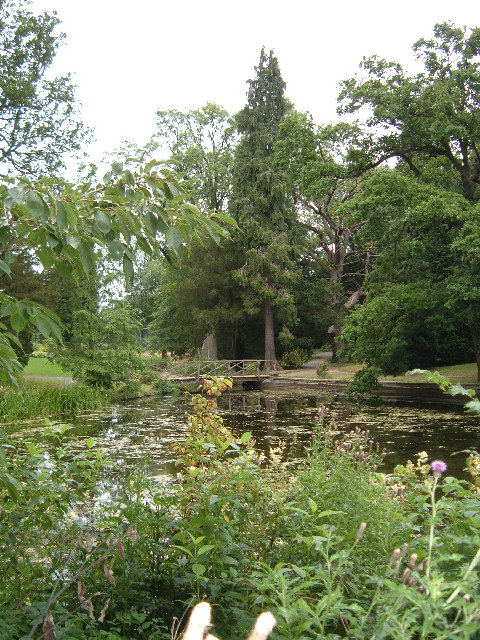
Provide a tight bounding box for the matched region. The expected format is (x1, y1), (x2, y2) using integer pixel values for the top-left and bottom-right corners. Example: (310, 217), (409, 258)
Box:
(30, 0), (479, 170)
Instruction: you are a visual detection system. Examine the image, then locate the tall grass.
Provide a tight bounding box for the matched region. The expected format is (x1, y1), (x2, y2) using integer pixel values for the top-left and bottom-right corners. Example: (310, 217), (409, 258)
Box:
(0, 384), (106, 422)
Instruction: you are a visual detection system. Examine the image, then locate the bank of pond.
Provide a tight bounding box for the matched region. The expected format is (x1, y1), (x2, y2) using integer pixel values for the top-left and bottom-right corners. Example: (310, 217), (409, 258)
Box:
(1, 386), (480, 639)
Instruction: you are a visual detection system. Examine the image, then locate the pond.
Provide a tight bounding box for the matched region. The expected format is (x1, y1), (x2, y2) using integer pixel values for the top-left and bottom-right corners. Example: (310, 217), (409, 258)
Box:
(7, 388), (480, 482)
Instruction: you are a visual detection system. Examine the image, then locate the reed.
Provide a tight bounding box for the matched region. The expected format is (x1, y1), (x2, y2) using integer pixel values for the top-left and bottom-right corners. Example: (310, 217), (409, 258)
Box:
(0, 384), (106, 422)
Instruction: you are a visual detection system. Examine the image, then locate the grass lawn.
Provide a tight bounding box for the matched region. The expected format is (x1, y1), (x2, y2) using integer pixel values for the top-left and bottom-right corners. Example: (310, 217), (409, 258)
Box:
(23, 357), (72, 378)
(400, 362), (478, 384)
(280, 356), (479, 385)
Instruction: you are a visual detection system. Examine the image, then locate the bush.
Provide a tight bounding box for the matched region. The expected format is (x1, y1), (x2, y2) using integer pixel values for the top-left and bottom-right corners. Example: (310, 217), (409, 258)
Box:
(154, 376), (179, 395)
(280, 348), (309, 369)
(346, 365), (382, 396)
(112, 379), (143, 400)
(139, 368), (159, 385)
(316, 361), (329, 378)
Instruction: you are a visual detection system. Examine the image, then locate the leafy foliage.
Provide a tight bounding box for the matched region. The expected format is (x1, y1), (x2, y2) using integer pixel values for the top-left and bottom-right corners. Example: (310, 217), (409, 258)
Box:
(0, 0), (89, 176)
(0, 161), (234, 384)
(338, 22), (480, 202)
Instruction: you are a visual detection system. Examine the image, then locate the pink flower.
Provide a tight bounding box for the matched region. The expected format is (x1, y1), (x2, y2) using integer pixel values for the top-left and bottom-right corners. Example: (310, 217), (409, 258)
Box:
(431, 460), (447, 476)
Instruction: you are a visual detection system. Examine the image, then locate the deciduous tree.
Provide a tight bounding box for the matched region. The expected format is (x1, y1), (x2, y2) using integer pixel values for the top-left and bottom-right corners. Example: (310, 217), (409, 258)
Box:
(338, 22), (480, 202)
(0, 0), (88, 176)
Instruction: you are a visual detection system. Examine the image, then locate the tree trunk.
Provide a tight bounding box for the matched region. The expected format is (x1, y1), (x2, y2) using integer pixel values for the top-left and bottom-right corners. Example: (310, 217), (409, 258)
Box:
(230, 322), (238, 360)
(202, 331), (217, 361)
(264, 300), (279, 371)
(328, 324), (342, 363)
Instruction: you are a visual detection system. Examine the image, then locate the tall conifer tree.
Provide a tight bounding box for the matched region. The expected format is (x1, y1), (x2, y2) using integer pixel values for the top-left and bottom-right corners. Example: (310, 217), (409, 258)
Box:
(231, 48), (297, 370)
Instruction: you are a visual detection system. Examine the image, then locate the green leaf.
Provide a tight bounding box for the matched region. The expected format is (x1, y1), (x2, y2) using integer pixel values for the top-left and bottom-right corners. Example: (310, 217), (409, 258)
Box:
(145, 211), (158, 235)
(1, 472), (22, 501)
(197, 544), (215, 556)
(108, 240), (125, 260)
(447, 384), (476, 397)
(79, 241), (94, 274)
(95, 211), (112, 234)
(10, 309), (27, 332)
(166, 226), (184, 253)
(32, 314), (52, 338)
(0, 226), (11, 247)
(56, 201), (68, 232)
(192, 563), (206, 576)
(465, 400), (480, 414)
(0, 260), (11, 276)
(26, 191), (49, 222)
(213, 213), (239, 229)
(123, 254), (134, 288)
(65, 234), (81, 249)
(111, 161), (123, 175)
(240, 432), (252, 444)
(36, 248), (56, 270)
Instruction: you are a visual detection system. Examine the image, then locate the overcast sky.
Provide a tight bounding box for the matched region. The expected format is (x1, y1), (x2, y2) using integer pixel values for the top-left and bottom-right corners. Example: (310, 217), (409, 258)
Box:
(30, 0), (479, 169)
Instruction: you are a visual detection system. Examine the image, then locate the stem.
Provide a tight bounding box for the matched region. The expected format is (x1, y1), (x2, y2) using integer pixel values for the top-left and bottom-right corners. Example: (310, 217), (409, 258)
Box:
(426, 476), (438, 580)
(446, 545), (480, 604)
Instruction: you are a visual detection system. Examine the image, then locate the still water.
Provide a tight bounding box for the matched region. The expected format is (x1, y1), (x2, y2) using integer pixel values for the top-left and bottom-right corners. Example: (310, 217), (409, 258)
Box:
(8, 389), (480, 480)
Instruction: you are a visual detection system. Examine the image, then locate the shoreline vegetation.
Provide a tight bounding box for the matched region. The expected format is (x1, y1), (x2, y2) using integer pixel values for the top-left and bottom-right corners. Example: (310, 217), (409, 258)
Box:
(1, 353), (474, 425)
(2, 377), (480, 638)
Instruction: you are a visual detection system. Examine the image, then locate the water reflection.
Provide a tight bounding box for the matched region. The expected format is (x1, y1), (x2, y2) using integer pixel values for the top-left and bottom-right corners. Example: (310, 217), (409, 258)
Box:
(6, 390), (480, 479)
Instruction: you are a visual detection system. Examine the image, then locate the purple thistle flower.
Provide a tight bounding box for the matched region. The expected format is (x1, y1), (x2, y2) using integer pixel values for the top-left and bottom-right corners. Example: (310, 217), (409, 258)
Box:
(431, 460), (447, 476)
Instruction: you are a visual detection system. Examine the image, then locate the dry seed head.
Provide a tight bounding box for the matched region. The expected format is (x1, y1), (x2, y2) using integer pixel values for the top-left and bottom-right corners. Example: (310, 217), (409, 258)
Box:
(408, 553), (418, 569)
(417, 557), (428, 572)
(400, 543), (409, 557)
(389, 549), (401, 565)
(401, 568), (412, 584)
(356, 522), (367, 538)
(407, 576), (416, 587)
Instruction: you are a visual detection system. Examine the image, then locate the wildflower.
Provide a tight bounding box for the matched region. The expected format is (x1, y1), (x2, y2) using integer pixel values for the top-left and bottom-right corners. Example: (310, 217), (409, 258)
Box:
(355, 522), (367, 538)
(431, 460), (447, 477)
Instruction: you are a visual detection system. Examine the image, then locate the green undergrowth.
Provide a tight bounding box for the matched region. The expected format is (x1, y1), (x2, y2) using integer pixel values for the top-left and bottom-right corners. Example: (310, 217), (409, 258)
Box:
(0, 383), (107, 422)
(1, 377), (480, 638)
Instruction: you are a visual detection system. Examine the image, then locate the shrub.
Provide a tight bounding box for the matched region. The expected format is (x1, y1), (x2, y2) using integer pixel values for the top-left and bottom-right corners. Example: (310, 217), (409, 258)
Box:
(112, 379), (143, 400)
(316, 361), (329, 378)
(139, 368), (159, 385)
(153, 377), (179, 395)
(280, 348), (309, 369)
(346, 365), (381, 396)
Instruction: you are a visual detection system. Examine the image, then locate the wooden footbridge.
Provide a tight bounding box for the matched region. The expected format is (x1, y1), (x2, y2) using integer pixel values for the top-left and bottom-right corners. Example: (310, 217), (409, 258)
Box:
(152, 359), (272, 383)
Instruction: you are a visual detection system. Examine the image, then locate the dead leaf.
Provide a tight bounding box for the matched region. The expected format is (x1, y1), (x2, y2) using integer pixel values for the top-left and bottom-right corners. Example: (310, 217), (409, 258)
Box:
(80, 598), (95, 621)
(126, 523), (140, 543)
(82, 533), (95, 552)
(104, 562), (116, 585)
(77, 579), (86, 601)
(97, 597), (111, 622)
(117, 540), (125, 558)
(42, 610), (56, 640)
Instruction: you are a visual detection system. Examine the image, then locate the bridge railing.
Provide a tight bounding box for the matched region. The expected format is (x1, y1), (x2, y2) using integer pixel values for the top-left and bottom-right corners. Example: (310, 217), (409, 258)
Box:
(166, 359), (266, 379)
